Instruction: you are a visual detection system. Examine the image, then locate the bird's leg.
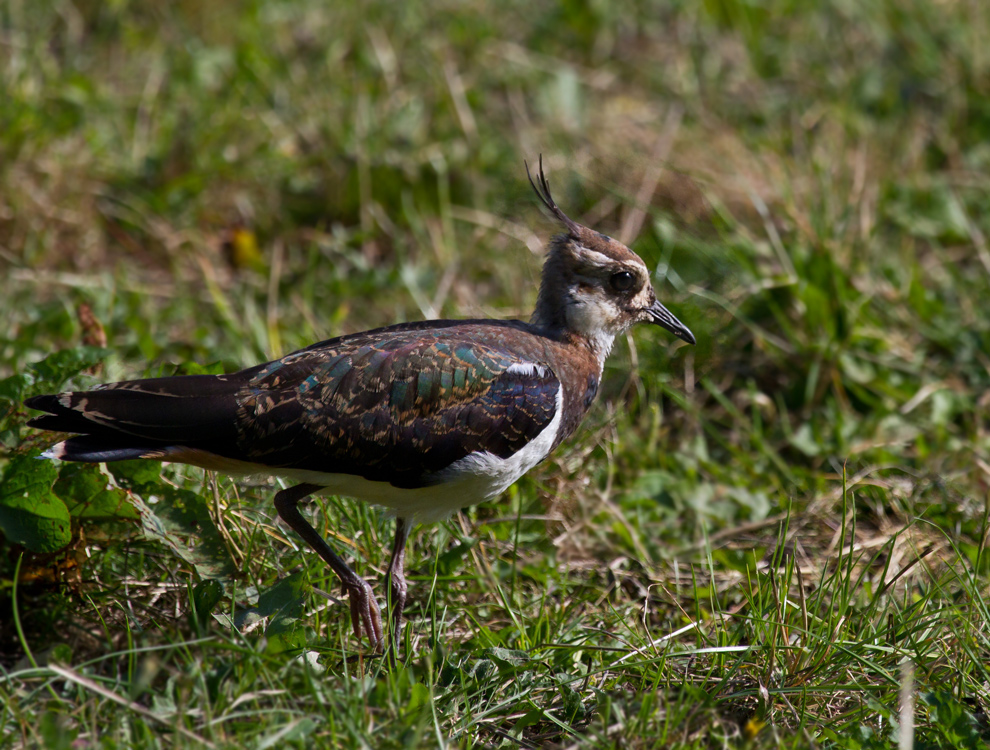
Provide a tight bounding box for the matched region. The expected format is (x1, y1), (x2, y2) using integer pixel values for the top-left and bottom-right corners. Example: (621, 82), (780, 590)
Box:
(274, 483), (384, 653)
(384, 517), (411, 653)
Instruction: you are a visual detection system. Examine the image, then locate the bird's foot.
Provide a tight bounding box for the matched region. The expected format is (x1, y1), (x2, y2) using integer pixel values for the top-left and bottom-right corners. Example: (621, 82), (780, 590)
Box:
(344, 578), (385, 654)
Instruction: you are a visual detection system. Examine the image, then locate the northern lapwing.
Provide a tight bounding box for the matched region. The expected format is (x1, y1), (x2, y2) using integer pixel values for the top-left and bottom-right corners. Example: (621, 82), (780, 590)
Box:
(24, 158), (695, 653)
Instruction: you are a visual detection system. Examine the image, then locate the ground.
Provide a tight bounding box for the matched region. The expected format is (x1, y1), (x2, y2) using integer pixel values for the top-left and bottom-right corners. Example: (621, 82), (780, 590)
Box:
(2, 1), (990, 747)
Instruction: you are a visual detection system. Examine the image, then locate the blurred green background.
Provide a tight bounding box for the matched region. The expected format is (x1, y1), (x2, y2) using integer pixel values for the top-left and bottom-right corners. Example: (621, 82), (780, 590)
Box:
(3, 0), (990, 747)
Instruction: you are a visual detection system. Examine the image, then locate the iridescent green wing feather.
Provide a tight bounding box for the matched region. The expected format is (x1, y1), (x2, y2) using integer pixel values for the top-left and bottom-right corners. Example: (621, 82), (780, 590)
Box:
(231, 327), (560, 487)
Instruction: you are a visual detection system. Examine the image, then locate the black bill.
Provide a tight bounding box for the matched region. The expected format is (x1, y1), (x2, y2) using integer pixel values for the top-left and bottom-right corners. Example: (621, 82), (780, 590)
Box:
(647, 300), (696, 345)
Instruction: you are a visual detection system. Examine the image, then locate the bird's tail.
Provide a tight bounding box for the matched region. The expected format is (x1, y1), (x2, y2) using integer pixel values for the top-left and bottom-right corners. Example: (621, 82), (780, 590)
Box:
(25, 373), (244, 463)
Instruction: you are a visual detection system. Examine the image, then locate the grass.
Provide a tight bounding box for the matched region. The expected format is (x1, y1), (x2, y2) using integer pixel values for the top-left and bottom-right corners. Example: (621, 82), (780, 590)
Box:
(2, 0), (990, 746)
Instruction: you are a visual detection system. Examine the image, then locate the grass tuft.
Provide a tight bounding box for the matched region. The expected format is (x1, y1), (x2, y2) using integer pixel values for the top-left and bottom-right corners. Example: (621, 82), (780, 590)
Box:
(3, 0), (990, 746)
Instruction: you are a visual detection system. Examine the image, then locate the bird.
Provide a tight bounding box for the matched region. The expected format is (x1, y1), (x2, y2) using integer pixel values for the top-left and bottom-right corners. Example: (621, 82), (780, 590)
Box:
(24, 158), (695, 653)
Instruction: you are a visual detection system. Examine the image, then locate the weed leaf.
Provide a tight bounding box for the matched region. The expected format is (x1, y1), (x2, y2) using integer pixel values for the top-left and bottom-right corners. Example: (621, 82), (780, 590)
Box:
(0, 455), (70, 553)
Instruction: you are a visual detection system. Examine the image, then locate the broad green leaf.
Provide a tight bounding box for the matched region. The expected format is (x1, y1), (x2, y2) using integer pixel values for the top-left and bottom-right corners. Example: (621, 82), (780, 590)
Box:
(255, 572), (308, 620)
(0, 455), (71, 553)
(55, 463), (138, 520)
(27, 347), (108, 385)
(0, 373), (32, 403)
(126, 483), (235, 580)
(191, 579), (226, 633)
(215, 573), (309, 652)
(1, 347), (107, 410)
(484, 647), (530, 670)
(435, 538), (476, 576)
(218, 573), (308, 653)
(260, 572), (308, 652)
(194, 579), (225, 615)
(107, 460), (165, 492)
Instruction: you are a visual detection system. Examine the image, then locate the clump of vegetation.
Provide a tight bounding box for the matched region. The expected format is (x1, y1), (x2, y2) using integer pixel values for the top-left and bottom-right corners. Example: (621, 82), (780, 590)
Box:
(2, 1), (990, 747)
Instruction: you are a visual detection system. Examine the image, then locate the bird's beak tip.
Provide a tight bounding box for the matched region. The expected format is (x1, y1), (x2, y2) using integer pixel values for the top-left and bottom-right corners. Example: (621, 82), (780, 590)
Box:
(648, 300), (696, 346)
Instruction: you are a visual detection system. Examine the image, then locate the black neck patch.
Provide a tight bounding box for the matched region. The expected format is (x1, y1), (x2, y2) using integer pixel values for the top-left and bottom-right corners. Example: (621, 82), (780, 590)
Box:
(584, 373), (599, 408)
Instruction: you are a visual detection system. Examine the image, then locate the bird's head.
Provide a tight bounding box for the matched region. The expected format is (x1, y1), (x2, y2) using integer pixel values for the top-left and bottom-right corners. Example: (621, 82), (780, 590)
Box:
(527, 158), (695, 355)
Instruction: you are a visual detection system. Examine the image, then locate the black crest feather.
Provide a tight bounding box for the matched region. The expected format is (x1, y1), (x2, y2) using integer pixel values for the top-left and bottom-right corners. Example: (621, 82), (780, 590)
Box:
(525, 155), (581, 236)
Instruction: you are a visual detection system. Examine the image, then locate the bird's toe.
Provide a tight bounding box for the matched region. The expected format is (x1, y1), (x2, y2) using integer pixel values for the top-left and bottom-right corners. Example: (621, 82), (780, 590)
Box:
(346, 579), (385, 653)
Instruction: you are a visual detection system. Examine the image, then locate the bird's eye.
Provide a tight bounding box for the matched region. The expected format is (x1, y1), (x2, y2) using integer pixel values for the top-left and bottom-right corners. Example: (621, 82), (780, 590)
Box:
(609, 271), (636, 292)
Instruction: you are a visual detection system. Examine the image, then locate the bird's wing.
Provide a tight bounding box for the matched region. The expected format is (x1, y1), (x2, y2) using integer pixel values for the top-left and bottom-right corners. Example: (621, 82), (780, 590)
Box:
(26, 324), (561, 488)
(227, 328), (561, 487)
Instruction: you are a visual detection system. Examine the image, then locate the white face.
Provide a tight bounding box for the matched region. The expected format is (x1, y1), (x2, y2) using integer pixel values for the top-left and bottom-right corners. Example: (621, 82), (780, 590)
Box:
(564, 243), (655, 338)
